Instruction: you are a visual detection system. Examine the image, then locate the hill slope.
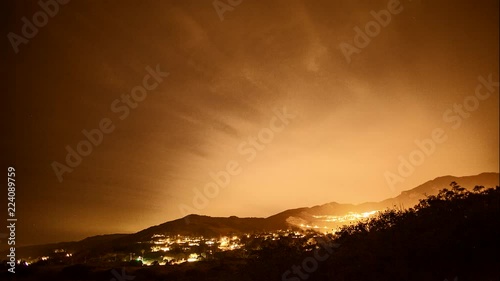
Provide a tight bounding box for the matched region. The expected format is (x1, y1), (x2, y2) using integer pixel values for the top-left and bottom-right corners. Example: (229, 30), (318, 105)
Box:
(10, 172), (499, 258)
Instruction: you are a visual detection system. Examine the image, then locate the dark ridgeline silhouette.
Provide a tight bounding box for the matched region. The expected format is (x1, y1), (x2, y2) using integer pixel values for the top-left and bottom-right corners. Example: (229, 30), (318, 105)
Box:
(240, 183), (500, 281)
(1, 181), (499, 281)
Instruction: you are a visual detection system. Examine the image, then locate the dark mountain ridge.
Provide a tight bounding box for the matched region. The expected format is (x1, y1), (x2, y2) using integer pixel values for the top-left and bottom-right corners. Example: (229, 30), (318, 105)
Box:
(10, 172), (499, 259)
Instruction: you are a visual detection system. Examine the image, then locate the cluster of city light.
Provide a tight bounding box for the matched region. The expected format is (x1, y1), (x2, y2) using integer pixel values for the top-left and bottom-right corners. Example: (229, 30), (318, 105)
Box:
(144, 234), (255, 265)
(146, 231), (307, 264)
(299, 224), (329, 229)
(292, 211), (380, 232)
(12, 248), (76, 267)
(16, 230), (313, 267)
(15, 230), (314, 267)
(149, 234), (207, 252)
(14, 215), (379, 267)
(187, 253), (199, 262)
(149, 234), (244, 254)
(313, 210), (379, 223)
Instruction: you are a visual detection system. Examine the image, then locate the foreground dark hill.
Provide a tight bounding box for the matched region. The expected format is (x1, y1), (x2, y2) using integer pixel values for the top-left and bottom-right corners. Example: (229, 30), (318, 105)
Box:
(245, 183), (500, 281)
(266, 172), (499, 230)
(379, 172), (500, 208)
(11, 172), (499, 259)
(4, 180), (499, 281)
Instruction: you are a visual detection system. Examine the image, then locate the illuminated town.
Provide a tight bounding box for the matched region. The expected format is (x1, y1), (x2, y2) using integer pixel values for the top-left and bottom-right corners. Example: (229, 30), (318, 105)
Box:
(13, 210), (380, 267)
(288, 210), (380, 232)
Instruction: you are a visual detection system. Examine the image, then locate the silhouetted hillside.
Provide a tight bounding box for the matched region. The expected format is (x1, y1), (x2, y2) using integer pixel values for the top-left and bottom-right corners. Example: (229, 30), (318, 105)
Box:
(246, 183), (500, 281)
(2, 178), (500, 281)
(16, 234), (128, 259)
(7, 173), (498, 260)
(266, 172), (499, 231)
(122, 214), (290, 243)
(379, 172), (500, 208)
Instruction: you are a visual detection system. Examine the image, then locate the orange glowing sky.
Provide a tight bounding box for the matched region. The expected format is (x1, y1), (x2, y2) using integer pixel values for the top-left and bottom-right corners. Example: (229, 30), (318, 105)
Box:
(5, 0), (499, 245)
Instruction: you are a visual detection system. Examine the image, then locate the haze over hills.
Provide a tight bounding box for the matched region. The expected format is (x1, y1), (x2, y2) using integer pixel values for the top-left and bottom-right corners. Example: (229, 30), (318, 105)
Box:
(9, 172), (499, 259)
(305, 172), (499, 213)
(273, 172), (499, 231)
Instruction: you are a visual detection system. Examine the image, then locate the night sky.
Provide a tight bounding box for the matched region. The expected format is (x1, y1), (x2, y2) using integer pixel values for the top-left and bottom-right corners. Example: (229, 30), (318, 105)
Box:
(4, 0), (499, 246)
